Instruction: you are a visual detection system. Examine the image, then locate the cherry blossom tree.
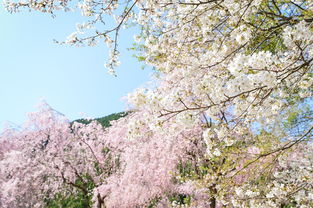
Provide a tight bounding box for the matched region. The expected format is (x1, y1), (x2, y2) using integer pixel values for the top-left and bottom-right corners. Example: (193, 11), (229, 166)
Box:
(0, 102), (123, 208)
(1, 0), (313, 207)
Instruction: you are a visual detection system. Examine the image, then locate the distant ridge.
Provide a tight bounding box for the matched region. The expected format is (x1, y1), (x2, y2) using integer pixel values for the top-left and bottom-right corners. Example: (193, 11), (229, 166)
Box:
(74, 111), (129, 127)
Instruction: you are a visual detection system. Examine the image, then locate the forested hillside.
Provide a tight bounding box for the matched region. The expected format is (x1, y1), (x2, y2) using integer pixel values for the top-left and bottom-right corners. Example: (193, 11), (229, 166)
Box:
(74, 112), (129, 127)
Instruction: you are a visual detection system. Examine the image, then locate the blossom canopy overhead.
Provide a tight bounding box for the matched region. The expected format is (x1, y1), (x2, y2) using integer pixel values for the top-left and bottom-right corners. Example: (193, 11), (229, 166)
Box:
(1, 0), (313, 208)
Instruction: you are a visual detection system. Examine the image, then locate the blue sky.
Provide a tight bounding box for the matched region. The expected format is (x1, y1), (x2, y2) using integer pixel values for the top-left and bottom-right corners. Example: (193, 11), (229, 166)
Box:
(0, 6), (151, 128)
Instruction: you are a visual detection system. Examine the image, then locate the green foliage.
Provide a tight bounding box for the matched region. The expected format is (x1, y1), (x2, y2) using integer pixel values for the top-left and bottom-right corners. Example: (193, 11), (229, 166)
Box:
(168, 193), (191, 206)
(282, 101), (313, 135)
(285, 111), (299, 128)
(147, 197), (161, 208)
(45, 175), (95, 208)
(74, 111), (129, 127)
(282, 201), (297, 208)
(45, 192), (91, 208)
(147, 192), (191, 207)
